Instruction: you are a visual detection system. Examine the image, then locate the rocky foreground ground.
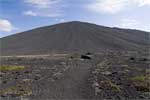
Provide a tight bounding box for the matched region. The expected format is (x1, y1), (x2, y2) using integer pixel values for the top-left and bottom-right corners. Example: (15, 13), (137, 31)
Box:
(0, 52), (150, 100)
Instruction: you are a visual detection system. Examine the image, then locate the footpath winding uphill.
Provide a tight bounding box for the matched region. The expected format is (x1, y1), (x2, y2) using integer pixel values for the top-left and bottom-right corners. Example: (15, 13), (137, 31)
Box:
(30, 59), (96, 99)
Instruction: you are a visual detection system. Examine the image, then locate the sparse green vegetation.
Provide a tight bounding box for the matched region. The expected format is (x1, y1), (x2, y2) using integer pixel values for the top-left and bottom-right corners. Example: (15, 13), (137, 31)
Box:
(0, 66), (25, 71)
(0, 84), (32, 97)
(104, 81), (121, 92)
(1, 52), (149, 99)
(96, 59), (110, 71)
(131, 75), (150, 92)
(131, 75), (147, 82)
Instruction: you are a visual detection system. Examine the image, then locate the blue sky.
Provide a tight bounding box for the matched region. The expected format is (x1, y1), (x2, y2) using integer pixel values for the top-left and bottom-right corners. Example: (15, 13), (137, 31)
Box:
(0, 0), (150, 37)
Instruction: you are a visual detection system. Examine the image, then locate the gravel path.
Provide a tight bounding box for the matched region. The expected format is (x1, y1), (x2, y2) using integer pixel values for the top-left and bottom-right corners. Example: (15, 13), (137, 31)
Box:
(29, 60), (94, 99)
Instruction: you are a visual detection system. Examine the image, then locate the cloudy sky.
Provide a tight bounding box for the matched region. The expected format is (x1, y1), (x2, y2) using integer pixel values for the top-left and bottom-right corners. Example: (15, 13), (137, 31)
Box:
(0, 0), (150, 37)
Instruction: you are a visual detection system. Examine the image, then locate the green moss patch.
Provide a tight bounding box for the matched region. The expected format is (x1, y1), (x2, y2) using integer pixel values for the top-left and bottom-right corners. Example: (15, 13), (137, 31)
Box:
(0, 66), (25, 71)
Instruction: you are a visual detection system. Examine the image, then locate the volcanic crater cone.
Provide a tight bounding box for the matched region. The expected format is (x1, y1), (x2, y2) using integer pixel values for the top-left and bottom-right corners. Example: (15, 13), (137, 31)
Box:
(1, 21), (149, 56)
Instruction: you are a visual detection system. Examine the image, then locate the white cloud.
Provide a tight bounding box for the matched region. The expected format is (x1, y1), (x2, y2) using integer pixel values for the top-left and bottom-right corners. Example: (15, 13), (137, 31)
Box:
(87, 0), (127, 14)
(116, 18), (150, 31)
(55, 18), (65, 22)
(119, 18), (140, 28)
(137, 0), (150, 6)
(23, 11), (37, 16)
(23, 0), (65, 17)
(24, 0), (62, 8)
(87, 0), (150, 14)
(23, 10), (62, 17)
(0, 19), (14, 32)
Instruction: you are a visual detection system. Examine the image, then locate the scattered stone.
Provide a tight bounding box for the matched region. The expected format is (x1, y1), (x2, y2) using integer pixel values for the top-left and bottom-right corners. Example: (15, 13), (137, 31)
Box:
(129, 57), (135, 61)
(0, 74), (3, 77)
(92, 69), (100, 75)
(0, 94), (6, 97)
(53, 72), (63, 80)
(60, 62), (66, 66)
(140, 92), (150, 99)
(70, 56), (74, 59)
(24, 71), (30, 74)
(92, 81), (101, 95)
(101, 71), (112, 75)
(0, 52), (149, 99)
(121, 65), (128, 67)
(22, 79), (31, 82)
(62, 66), (70, 71)
(2, 80), (7, 84)
(0, 72), (5, 77)
(140, 58), (148, 62)
(34, 76), (40, 81)
(15, 77), (18, 80)
(80, 55), (91, 60)
(118, 70), (129, 74)
(112, 71), (118, 75)
(50, 78), (55, 82)
(15, 71), (20, 75)
(85, 52), (92, 55)
(92, 81), (99, 88)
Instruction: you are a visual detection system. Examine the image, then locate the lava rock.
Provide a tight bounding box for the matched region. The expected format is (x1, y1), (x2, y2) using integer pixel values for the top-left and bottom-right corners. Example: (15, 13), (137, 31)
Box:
(81, 55), (91, 60)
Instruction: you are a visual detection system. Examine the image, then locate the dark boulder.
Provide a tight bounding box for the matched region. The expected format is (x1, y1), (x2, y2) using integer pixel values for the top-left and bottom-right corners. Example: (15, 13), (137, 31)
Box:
(81, 55), (91, 60)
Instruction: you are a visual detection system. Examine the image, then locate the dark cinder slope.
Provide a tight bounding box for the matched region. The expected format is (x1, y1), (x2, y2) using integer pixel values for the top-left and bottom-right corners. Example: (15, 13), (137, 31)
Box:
(1, 21), (149, 56)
